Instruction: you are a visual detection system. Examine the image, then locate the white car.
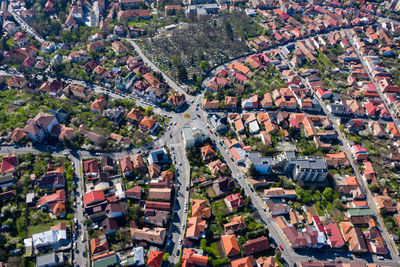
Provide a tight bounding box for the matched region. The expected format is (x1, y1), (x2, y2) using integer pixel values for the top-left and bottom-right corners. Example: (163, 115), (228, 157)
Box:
(179, 239), (182, 245)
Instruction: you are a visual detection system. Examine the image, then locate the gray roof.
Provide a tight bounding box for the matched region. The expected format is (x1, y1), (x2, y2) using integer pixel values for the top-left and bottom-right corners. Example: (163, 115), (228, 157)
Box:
(0, 173), (14, 184)
(247, 152), (273, 165)
(295, 157), (327, 170)
(36, 252), (64, 267)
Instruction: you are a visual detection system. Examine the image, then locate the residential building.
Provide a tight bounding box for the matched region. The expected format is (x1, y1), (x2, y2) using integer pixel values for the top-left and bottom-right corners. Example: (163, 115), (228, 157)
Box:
(224, 193), (244, 212)
(221, 234), (241, 257)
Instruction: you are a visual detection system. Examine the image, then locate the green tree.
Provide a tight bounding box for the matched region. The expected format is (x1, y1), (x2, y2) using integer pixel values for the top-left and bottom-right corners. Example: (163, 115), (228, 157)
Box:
(322, 187), (333, 202)
(177, 66), (188, 81)
(163, 253), (169, 261)
(199, 60), (209, 72)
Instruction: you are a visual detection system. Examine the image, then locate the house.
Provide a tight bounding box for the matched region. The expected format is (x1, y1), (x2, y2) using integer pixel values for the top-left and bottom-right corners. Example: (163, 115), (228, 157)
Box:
(92, 253), (118, 267)
(102, 218), (119, 235)
(256, 256), (279, 267)
(148, 164), (161, 178)
(130, 227), (166, 245)
(225, 96), (238, 109)
(90, 237), (109, 256)
(167, 94), (186, 109)
(62, 84), (92, 101)
(120, 156), (133, 176)
(36, 252), (64, 267)
(103, 108), (125, 126)
(186, 217), (206, 242)
(149, 188), (171, 201)
(117, 9), (151, 21)
(340, 221), (368, 253)
(38, 189), (65, 210)
(87, 40), (105, 52)
(324, 223), (345, 249)
(324, 152), (350, 167)
(100, 156), (114, 173)
(147, 148), (169, 165)
(84, 190), (105, 207)
(27, 229), (67, 248)
(147, 250), (163, 267)
(243, 236), (270, 255)
(242, 95), (259, 109)
(83, 159), (99, 177)
(90, 96), (108, 113)
(200, 144), (216, 161)
(111, 41), (127, 55)
(41, 41), (56, 54)
(231, 256), (256, 267)
(23, 112), (59, 142)
(288, 156), (328, 183)
(374, 195), (397, 213)
(106, 203), (123, 218)
(145, 201), (170, 211)
(224, 193), (244, 212)
(7, 76), (27, 90)
(143, 73), (161, 88)
(126, 186), (142, 200)
(224, 216), (246, 234)
(37, 171), (65, 190)
(263, 188), (296, 199)
(221, 234), (241, 257)
(181, 248), (208, 267)
(139, 116), (160, 134)
(265, 199), (289, 215)
(213, 177), (235, 197)
(115, 72), (136, 91)
(191, 199), (211, 219)
(10, 127), (27, 143)
(1, 154), (18, 173)
(351, 144), (368, 160)
(387, 122), (400, 139)
(0, 173), (14, 189)
(147, 87), (166, 104)
(246, 152), (272, 175)
(208, 159), (228, 175)
(126, 108), (143, 124)
(202, 99), (220, 110)
(132, 154), (146, 172)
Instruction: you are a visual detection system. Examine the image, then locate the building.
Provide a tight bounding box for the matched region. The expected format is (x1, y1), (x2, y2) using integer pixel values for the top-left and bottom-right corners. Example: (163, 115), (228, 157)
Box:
(243, 236), (270, 255)
(224, 193), (244, 212)
(147, 250), (163, 267)
(36, 252), (64, 267)
(221, 234), (241, 257)
(246, 152), (273, 175)
(181, 118), (210, 148)
(130, 227), (166, 245)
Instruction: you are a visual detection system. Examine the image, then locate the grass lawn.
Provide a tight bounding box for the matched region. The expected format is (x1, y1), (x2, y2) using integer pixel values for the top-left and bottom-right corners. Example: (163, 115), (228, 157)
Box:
(208, 242), (221, 258)
(211, 199), (230, 216)
(184, 113), (191, 119)
(27, 220), (70, 237)
(317, 49), (335, 68)
(191, 193), (207, 200)
(207, 187), (217, 199)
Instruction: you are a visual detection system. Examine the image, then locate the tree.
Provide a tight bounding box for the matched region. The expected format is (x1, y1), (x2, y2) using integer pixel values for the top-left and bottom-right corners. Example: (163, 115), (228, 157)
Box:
(199, 60), (209, 72)
(163, 253), (169, 261)
(248, 164), (257, 178)
(322, 187), (333, 202)
(369, 182), (379, 193)
(177, 66), (188, 81)
(333, 198), (343, 210)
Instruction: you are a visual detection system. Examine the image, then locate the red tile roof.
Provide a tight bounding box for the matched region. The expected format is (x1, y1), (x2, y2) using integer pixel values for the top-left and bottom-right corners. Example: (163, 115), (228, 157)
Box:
(84, 190), (105, 206)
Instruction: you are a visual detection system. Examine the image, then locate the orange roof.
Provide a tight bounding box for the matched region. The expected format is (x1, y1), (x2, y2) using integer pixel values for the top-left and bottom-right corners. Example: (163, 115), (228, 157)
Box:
(200, 144), (216, 160)
(90, 237), (108, 255)
(231, 256), (256, 267)
(90, 96), (107, 111)
(221, 234), (241, 257)
(326, 152), (347, 159)
(147, 250), (163, 267)
(182, 248), (208, 266)
(228, 62), (253, 77)
(257, 112), (269, 123)
(191, 199), (211, 219)
(186, 217), (206, 239)
(126, 108), (143, 122)
(139, 116), (157, 130)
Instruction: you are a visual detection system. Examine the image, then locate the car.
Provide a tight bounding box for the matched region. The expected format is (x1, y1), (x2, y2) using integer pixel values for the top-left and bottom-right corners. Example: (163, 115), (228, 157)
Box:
(377, 256), (384, 260)
(63, 152), (69, 156)
(75, 249), (79, 254)
(179, 162), (182, 166)
(170, 134), (172, 138)
(176, 249), (180, 256)
(308, 259), (313, 262)
(328, 259), (335, 263)
(95, 152), (101, 156)
(73, 234), (77, 241)
(167, 240), (171, 246)
(347, 254), (352, 258)
(184, 201), (187, 206)
(209, 129), (213, 134)
(181, 224), (185, 229)
(81, 236), (85, 242)
(278, 244), (283, 250)
(184, 208), (187, 213)
(13, 144), (20, 149)
(186, 186), (189, 191)
(179, 239), (182, 245)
